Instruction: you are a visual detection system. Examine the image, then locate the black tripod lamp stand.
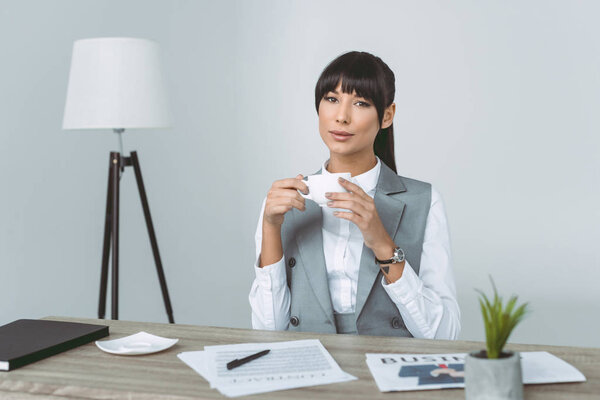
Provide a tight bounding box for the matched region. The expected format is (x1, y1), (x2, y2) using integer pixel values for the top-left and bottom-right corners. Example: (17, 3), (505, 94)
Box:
(97, 130), (174, 322)
(62, 37), (175, 323)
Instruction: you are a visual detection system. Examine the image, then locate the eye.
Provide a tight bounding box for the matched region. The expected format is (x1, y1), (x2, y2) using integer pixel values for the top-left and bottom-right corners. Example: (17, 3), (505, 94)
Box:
(325, 96), (338, 103)
(356, 100), (370, 107)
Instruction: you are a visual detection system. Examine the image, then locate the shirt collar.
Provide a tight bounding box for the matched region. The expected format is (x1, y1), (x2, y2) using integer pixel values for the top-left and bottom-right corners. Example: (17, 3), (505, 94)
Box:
(321, 156), (381, 194)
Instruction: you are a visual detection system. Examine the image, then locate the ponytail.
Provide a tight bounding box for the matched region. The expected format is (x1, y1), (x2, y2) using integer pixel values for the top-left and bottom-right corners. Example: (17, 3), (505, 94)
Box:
(374, 125), (396, 173)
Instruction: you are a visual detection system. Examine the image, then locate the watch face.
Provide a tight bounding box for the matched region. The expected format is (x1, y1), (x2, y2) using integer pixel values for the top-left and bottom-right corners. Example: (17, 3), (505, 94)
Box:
(394, 247), (405, 262)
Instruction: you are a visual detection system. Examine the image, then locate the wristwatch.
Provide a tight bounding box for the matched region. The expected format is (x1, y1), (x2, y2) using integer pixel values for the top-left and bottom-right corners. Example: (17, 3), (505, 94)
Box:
(375, 246), (405, 265)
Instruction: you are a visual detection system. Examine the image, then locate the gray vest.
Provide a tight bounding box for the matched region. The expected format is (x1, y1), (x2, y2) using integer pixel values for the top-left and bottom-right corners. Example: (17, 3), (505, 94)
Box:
(280, 161), (431, 336)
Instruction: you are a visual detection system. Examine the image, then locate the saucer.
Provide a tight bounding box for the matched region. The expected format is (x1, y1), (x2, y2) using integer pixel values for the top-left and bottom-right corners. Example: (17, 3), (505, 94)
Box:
(95, 331), (179, 355)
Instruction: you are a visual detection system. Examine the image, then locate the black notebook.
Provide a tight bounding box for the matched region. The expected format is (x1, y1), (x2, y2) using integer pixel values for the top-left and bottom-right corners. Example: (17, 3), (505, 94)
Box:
(0, 319), (109, 371)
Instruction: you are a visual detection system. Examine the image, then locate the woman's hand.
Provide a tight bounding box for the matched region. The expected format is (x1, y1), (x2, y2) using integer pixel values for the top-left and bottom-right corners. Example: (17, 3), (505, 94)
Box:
(263, 175), (308, 227)
(325, 177), (396, 259)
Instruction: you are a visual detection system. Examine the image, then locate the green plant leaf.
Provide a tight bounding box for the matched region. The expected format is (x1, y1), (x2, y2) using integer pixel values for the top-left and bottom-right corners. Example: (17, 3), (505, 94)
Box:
(475, 277), (529, 359)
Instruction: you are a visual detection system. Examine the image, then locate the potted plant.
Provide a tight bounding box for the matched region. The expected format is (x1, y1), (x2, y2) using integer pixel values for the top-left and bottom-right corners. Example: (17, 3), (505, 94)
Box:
(465, 277), (529, 400)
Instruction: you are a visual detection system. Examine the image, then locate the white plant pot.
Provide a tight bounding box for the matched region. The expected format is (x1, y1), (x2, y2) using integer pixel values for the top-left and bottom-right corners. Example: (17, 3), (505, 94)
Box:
(465, 350), (523, 400)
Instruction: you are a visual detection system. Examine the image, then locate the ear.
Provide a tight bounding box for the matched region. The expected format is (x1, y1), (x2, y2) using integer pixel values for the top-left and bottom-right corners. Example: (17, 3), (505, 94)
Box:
(381, 103), (396, 129)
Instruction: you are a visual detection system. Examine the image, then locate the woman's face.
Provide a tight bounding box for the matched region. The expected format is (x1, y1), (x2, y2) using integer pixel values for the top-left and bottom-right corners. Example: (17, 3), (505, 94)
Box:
(318, 81), (390, 159)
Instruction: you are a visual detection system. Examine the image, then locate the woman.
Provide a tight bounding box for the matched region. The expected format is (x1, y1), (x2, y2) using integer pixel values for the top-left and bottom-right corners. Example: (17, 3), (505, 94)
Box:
(248, 51), (460, 339)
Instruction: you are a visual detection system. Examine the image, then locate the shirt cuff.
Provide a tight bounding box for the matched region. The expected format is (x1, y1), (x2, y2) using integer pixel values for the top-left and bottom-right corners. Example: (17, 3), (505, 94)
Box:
(254, 254), (286, 291)
(381, 260), (423, 304)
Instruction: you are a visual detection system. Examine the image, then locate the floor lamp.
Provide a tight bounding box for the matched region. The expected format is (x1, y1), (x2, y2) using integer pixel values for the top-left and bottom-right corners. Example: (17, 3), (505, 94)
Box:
(62, 38), (175, 323)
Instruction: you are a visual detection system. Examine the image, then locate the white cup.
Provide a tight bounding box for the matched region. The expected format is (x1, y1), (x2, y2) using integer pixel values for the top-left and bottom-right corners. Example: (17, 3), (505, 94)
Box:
(299, 172), (352, 207)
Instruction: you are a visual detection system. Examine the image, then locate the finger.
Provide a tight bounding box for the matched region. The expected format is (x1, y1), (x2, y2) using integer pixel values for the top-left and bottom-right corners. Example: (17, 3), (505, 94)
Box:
(296, 174), (308, 197)
(273, 177), (303, 189)
(295, 191), (307, 204)
(273, 177), (308, 194)
(270, 191), (307, 208)
(289, 197), (306, 211)
(324, 191), (355, 201)
(325, 191), (373, 214)
(269, 205), (293, 215)
(273, 196), (306, 212)
(332, 210), (359, 224)
(270, 189), (304, 200)
(338, 177), (369, 199)
(327, 199), (368, 216)
(296, 175), (309, 194)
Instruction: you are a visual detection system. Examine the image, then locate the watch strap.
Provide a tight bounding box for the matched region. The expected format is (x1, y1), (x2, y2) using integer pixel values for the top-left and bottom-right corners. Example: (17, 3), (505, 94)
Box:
(375, 247), (405, 264)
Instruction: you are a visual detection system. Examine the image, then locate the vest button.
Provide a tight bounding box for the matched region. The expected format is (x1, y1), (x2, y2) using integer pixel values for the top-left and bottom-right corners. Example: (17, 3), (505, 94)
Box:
(290, 316), (300, 326)
(391, 317), (402, 329)
(288, 257), (296, 268)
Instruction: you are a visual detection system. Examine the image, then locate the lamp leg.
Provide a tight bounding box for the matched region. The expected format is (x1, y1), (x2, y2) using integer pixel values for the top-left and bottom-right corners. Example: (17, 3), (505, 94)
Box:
(130, 151), (175, 323)
(98, 154), (114, 319)
(110, 152), (121, 320)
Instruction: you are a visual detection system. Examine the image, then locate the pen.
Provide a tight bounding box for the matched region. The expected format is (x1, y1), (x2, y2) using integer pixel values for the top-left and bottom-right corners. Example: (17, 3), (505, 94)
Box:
(226, 349), (270, 370)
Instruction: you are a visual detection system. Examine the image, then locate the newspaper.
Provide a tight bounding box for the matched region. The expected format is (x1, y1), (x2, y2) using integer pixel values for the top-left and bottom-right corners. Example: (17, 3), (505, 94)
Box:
(178, 339), (356, 397)
(365, 351), (586, 392)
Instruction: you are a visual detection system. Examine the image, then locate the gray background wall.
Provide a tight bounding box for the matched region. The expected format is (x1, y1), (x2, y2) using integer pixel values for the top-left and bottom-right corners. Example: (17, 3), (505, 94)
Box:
(1, 0), (598, 347)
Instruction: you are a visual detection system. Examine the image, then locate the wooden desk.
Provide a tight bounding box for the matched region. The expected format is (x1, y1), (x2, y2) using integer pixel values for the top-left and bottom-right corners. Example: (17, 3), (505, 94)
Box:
(0, 316), (597, 399)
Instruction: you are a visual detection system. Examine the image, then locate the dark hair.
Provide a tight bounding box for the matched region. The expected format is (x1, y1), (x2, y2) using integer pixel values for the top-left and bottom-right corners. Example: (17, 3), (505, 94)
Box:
(315, 51), (396, 173)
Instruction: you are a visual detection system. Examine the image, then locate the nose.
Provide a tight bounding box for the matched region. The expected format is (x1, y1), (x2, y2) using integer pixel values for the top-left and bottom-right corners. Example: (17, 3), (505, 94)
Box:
(336, 105), (350, 124)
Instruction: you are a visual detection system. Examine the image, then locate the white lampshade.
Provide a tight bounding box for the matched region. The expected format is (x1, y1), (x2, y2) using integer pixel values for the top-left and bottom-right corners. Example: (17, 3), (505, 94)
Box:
(62, 37), (171, 130)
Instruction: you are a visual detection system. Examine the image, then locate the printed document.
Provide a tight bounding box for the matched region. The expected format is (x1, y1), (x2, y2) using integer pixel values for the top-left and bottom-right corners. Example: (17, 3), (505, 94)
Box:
(178, 339), (356, 397)
(365, 351), (586, 392)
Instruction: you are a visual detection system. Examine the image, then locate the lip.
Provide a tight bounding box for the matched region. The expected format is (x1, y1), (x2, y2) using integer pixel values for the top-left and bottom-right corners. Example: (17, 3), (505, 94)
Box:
(329, 130), (354, 141)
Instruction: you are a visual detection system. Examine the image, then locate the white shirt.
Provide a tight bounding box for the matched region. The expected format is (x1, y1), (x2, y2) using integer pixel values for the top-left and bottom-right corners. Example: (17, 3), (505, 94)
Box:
(249, 158), (461, 339)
